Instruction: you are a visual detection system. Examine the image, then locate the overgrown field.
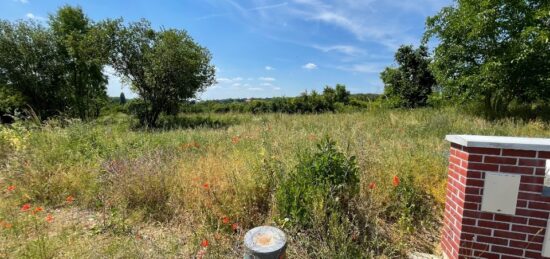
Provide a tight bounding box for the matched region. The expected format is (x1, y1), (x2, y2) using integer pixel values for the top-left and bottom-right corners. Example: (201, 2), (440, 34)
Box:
(1, 108), (549, 258)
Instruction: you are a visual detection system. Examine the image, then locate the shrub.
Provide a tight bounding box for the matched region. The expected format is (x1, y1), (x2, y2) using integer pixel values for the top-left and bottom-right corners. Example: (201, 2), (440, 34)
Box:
(276, 137), (359, 227)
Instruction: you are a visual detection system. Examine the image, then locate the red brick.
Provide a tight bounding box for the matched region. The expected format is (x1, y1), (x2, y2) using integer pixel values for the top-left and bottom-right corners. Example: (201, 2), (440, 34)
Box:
(461, 241), (489, 251)
(468, 154), (483, 162)
(520, 183), (543, 193)
(463, 210), (494, 220)
(500, 165), (534, 174)
(512, 224), (546, 234)
(477, 235), (508, 245)
(519, 158), (546, 167)
(493, 230), (526, 240)
(509, 240), (542, 250)
(450, 155), (462, 166)
(527, 234), (544, 243)
(494, 214), (528, 224)
(478, 220), (510, 230)
(538, 151), (550, 159)
(465, 187), (480, 195)
(515, 208), (550, 219)
(491, 245), (524, 256)
(469, 162), (499, 171)
(462, 217), (476, 226)
(465, 178), (485, 187)
(502, 149), (538, 157)
(529, 201), (550, 211)
(500, 255), (524, 259)
(472, 250), (500, 259)
(535, 168), (546, 176)
(464, 202), (479, 210)
(517, 199), (528, 208)
(465, 194), (482, 203)
(465, 147), (501, 155)
(524, 251), (544, 259)
(521, 175), (544, 184)
(484, 156), (518, 165)
(528, 218), (548, 227)
(518, 192), (550, 203)
(462, 225), (492, 236)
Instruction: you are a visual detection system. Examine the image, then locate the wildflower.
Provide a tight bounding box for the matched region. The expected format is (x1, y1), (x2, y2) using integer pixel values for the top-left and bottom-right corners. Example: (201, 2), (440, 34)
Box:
(368, 182), (376, 190)
(33, 207), (43, 214)
(200, 239), (209, 248)
(392, 176), (400, 187)
(231, 222), (239, 232)
(7, 185), (15, 192)
(231, 136), (240, 144)
(222, 216), (230, 224)
(45, 214), (54, 223)
(308, 134), (316, 141)
(1, 221), (13, 229)
(20, 203), (31, 212)
(202, 183), (209, 189)
(66, 195), (74, 204)
(196, 249), (207, 259)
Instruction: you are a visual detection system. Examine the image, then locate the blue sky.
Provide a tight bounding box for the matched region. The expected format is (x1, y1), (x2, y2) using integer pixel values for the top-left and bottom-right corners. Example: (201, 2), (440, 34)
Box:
(1, 0), (452, 100)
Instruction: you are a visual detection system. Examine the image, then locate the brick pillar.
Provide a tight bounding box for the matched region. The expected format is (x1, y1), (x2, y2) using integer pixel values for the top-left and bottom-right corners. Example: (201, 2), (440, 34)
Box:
(442, 135), (550, 259)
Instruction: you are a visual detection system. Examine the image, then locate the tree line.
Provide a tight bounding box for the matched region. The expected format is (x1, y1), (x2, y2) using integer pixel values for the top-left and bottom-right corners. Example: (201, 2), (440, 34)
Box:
(0, 6), (215, 127)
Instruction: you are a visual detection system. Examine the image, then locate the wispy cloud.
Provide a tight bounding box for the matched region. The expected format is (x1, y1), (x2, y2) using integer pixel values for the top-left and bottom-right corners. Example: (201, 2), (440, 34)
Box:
(259, 77), (276, 81)
(265, 66), (275, 71)
(15, 0), (28, 4)
(198, 1), (289, 20)
(25, 13), (46, 21)
(313, 45), (365, 55)
(302, 63), (317, 70)
(334, 63), (385, 74)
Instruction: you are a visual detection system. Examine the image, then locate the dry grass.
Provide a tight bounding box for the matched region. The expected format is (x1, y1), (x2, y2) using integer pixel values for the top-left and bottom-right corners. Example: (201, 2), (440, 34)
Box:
(1, 108), (549, 258)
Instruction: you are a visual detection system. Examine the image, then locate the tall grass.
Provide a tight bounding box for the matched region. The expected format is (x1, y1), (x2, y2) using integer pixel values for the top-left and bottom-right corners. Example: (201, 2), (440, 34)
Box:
(1, 108), (549, 258)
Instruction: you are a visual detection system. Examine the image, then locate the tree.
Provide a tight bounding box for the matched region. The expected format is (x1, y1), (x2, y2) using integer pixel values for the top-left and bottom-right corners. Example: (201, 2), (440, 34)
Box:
(334, 84), (350, 104)
(50, 6), (110, 119)
(109, 20), (215, 127)
(381, 45), (436, 108)
(424, 0), (550, 112)
(120, 92), (126, 105)
(0, 20), (69, 118)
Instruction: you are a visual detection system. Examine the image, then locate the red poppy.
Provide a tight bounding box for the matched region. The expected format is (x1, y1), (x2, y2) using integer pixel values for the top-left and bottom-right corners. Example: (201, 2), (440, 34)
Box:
(20, 203), (31, 212)
(231, 223), (239, 231)
(202, 183), (209, 189)
(33, 207), (43, 214)
(368, 182), (376, 190)
(200, 239), (209, 247)
(222, 216), (230, 224)
(45, 214), (53, 223)
(392, 176), (400, 187)
(231, 136), (240, 144)
(66, 195), (74, 204)
(7, 185), (15, 192)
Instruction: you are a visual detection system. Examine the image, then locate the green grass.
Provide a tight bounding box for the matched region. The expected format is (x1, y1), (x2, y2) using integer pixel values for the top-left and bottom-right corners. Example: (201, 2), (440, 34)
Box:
(1, 108), (549, 258)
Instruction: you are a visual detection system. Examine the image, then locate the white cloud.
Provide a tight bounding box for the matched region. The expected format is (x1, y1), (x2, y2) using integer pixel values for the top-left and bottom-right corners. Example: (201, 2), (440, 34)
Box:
(273, 87), (281, 91)
(232, 83), (242, 87)
(265, 66), (275, 71)
(248, 87), (264, 91)
(25, 13), (45, 20)
(335, 63), (384, 74)
(260, 82), (273, 86)
(302, 63), (318, 70)
(217, 77), (243, 84)
(15, 0), (28, 3)
(313, 45), (365, 55)
(259, 77), (276, 81)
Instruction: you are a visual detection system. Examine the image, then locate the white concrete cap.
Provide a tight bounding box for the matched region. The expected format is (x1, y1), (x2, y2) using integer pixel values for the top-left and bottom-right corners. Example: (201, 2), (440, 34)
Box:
(446, 135), (550, 151)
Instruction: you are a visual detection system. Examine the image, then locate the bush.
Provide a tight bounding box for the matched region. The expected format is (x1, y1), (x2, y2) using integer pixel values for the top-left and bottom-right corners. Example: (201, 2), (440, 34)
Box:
(276, 137), (359, 227)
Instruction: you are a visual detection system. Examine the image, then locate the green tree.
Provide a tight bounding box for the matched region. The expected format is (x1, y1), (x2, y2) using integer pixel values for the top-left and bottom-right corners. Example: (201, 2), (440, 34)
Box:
(424, 0), (550, 112)
(334, 84), (350, 104)
(50, 6), (110, 119)
(109, 20), (215, 127)
(0, 20), (69, 118)
(381, 45), (435, 108)
(120, 92), (126, 105)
